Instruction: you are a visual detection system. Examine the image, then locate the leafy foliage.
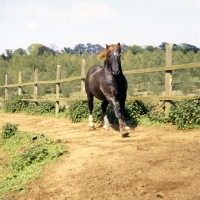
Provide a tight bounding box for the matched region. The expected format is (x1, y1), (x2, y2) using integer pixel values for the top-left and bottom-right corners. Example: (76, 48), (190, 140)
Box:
(1, 42), (200, 99)
(66, 98), (200, 129)
(4, 94), (31, 113)
(1, 42), (200, 130)
(129, 45), (143, 55)
(169, 98), (200, 129)
(10, 140), (64, 172)
(26, 101), (55, 115)
(147, 111), (168, 123)
(4, 94), (55, 115)
(125, 100), (148, 125)
(146, 101), (168, 123)
(0, 130), (66, 193)
(66, 100), (88, 122)
(66, 100), (148, 125)
(1, 123), (18, 139)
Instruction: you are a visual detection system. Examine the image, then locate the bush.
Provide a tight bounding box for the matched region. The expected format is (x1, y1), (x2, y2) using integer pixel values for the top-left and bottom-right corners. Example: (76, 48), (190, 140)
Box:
(10, 140), (64, 172)
(26, 101), (55, 114)
(4, 94), (31, 113)
(4, 94), (55, 115)
(143, 101), (168, 124)
(147, 110), (168, 123)
(169, 98), (200, 129)
(126, 100), (148, 119)
(0, 130), (65, 193)
(66, 100), (147, 124)
(66, 100), (88, 122)
(2, 123), (18, 139)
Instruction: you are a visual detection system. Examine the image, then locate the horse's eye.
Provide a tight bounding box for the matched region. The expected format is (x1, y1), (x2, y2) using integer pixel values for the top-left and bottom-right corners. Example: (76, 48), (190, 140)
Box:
(109, 53), (114, 58)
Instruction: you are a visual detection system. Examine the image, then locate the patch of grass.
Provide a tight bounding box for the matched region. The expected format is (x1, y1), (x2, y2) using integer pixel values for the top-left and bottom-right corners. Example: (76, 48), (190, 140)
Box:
(2, 123), (18, 140)
(0, 109), (4, 114)
(0, 126), (66, 195)
(139, 115), (167, 127)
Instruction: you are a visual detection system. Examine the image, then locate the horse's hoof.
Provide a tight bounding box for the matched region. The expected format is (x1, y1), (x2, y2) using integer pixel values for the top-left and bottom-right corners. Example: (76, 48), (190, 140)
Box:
(89, 126), (95, 130)
(125, 126), (130, 130)
(120, 128), (130, 137)
(103, 124), (112, 130)
(121, 132), (129, 137)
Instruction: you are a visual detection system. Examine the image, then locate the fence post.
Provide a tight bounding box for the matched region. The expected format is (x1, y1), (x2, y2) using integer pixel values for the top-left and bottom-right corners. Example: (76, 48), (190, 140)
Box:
(18, 72), (22, 95)
(55, 65), (61, 114)
(165, 44), (173, 117)
(34, 68), (38, 100)
(5, 75), (8, 100)
(81, 59), (86, 98)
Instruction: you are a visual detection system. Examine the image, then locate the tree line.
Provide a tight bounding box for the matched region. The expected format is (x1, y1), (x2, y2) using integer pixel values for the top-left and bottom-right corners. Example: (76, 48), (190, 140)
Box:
(0, 42), (200, 98)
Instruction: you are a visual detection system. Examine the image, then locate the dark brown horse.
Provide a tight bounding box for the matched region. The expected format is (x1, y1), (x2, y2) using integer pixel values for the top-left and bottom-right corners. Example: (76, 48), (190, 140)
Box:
(85, 43), (130, 137)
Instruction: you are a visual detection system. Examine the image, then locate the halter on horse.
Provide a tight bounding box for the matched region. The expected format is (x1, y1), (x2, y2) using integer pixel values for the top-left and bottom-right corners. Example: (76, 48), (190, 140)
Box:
(85, 43), (130, 137)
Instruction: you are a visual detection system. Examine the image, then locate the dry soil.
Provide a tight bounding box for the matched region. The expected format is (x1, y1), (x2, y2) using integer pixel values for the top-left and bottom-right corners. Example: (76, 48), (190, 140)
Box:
(0, 113), (200, 200)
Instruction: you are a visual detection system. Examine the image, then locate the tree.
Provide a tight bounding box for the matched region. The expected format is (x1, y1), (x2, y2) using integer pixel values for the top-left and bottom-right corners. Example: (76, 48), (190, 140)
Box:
(0, 53), (7, 60)
(121, 44), (129, 52)
(5, 49), (13, 60)
(129, 45), (143, 55)
(159, 42), (199, 54)
(74, 44), (86, 55)
(27, 43), (55, 55)
(0, 49), (13, 62)
(63, 47), (75, 54)
(85, 43), (104, 55)
(38, 46), (55, 55)
(13, 48), (27, 56)
(63, 43), (104, 55)
(27, 43), (44, 55)
(179, 43), (199, 54)
(158, 42), (168, 50)
(145, 45), (157, 52)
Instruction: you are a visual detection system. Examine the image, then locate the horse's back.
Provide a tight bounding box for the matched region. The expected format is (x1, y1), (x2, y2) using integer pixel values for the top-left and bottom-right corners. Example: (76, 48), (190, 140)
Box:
(86, 65), (103, 77)
(85, 65), (103, 82)
(85, 65), (107, 100)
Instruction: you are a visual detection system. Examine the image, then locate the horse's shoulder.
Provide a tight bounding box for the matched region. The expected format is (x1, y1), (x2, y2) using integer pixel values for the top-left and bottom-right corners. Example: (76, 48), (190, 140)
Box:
(92, 65), (103, 69)
(89, 65), (103, 73)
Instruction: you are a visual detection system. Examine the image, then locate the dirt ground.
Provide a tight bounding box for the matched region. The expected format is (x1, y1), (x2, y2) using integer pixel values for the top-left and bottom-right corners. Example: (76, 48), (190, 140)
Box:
(0, 113), (200, 200)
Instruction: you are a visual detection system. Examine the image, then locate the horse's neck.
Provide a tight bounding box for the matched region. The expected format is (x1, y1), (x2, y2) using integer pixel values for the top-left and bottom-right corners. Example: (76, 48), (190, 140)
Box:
(104, 62), (122, 74)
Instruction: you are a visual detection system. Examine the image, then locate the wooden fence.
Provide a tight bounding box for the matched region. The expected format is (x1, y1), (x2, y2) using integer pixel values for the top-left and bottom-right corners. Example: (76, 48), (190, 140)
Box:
(1, 44), (200, 116)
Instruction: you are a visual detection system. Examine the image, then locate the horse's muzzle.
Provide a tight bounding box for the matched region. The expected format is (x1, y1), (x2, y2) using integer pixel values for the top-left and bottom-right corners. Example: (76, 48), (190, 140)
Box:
(112, 70), (120, 76)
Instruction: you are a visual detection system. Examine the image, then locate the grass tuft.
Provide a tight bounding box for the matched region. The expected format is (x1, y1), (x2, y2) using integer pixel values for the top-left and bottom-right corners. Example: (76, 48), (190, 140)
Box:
(0, 127), (66, 195)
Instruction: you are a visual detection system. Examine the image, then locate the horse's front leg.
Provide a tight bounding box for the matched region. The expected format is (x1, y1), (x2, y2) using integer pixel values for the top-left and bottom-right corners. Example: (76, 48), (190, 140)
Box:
(119, 99), (130, 136)
(101, 100), (112, 129)
(107, 97), (129, 137)
(87, 93), (95, 130)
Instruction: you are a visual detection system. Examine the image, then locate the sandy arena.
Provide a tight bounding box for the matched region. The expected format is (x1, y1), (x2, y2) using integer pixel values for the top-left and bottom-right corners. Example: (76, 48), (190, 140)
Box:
(0, 113), (200, 200)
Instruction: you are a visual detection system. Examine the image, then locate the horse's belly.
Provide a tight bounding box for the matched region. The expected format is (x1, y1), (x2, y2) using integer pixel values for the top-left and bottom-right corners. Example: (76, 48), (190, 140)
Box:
(90, 88), (106, 100)
(95, 94), (107, 101)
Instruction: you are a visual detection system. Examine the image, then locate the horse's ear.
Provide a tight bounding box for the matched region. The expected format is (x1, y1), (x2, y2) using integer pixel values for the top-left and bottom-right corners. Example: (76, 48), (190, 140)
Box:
(118, 42), (120, 46)
(106, 44), (109, 49)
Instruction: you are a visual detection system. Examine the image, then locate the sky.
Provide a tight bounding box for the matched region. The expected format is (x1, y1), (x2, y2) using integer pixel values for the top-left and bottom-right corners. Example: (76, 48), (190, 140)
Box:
(0, 0), (200, 54)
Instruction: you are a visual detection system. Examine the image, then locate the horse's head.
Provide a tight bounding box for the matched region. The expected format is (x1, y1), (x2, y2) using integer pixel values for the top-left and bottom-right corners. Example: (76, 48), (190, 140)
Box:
(108, 47), (121, 76)
(98, 43), (122, 76)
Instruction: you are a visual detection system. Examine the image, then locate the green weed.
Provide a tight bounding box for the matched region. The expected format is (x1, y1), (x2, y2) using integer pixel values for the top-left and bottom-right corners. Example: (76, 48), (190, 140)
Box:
(169, 98), (200, 129)
(1, 123), (18, 140)
(0, 126), (66, 194)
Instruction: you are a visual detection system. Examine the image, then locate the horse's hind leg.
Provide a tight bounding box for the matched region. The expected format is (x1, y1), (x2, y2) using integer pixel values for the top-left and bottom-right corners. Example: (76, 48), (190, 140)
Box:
(101, 100), (111, 129)
(87, 93), (95, 130)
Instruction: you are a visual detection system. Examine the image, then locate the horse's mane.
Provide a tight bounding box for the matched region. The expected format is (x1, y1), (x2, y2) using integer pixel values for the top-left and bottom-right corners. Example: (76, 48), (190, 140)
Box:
(97, 43), (121, 61)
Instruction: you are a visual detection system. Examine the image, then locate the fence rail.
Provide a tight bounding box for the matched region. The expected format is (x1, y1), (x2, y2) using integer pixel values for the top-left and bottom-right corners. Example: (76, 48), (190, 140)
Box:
(1, 45), (200, 115)
(1, 62), (200, 89)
